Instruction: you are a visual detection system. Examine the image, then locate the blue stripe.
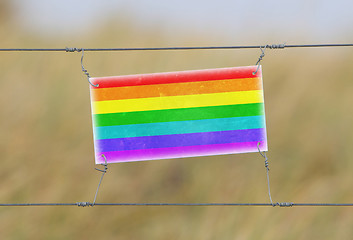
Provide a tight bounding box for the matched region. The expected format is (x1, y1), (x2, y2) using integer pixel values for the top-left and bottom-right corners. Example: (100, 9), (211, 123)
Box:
(95, 128), (266, 152)
(94, 116), (266, 140)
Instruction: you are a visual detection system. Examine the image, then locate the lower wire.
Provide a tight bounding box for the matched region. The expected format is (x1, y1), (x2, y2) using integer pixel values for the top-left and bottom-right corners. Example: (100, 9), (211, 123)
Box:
(0, 202), (353, 207)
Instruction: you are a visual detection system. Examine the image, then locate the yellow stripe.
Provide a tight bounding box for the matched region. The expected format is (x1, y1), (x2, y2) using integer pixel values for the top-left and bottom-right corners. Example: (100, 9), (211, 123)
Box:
(92, 90), (264, 114)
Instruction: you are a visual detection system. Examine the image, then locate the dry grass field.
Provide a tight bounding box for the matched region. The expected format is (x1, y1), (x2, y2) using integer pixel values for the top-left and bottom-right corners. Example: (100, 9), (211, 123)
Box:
(1, 8), (353, 239)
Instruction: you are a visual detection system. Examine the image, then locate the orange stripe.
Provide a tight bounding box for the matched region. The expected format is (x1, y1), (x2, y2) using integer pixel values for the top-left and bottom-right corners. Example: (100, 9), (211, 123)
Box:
(91, 77), (262, 101)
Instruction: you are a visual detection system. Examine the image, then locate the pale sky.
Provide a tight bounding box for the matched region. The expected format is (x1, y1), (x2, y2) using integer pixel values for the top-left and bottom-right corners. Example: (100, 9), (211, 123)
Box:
(11, 0), (353, 42)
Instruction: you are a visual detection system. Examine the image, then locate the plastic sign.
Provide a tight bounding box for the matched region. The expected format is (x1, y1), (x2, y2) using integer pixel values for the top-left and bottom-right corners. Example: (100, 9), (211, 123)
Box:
(90, 66), (267, 164)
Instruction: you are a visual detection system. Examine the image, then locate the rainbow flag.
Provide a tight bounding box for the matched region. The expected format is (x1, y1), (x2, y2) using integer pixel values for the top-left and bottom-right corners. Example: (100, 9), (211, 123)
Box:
(90, 66), (267, 164)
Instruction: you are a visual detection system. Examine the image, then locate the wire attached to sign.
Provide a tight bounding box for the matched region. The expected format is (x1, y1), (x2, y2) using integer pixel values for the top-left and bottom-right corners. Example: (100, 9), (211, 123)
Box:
(80, 49), (99, 87)
(66, 47), (98, 87)
(92, 154), (108, 206)
(252, 46), (267, 75)
(257, 142), (274, 205)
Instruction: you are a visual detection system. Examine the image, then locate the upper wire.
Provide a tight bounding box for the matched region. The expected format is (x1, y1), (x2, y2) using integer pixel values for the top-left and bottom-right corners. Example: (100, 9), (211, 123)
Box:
(1, 43), (353, 52)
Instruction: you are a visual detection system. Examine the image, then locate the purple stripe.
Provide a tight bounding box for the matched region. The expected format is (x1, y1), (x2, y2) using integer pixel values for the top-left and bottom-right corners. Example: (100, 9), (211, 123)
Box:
(96, 141), (268, 163)
(95, 128), (266, 153)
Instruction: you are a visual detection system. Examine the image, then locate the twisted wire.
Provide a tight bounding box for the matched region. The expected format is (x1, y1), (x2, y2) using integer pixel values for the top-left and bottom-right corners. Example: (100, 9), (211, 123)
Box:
(80, 49), (98, 87)
(92, 154), (108, 206)
(257, 142), (274, 205)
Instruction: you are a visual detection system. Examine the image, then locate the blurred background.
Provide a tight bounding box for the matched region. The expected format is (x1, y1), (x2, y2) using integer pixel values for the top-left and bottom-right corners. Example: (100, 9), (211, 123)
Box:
(1, 0), (353, 239)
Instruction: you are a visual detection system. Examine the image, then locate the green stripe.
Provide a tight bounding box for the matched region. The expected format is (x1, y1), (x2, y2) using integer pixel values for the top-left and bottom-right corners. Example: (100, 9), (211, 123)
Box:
(93, 103), (264, 127)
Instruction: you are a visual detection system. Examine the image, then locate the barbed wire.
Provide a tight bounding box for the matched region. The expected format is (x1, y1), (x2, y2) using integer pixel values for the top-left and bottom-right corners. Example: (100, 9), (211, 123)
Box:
(0, 43), (352, 52)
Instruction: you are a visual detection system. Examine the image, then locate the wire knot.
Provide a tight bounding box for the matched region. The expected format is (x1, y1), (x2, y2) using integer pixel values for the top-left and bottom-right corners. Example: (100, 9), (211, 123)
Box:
(266, 44), (285, 49)
(257, 142), (270, 170)
(256, 51), (265, 65)
(95, 155), (108, 173)
(65, 47), (82, 52)
(264, 159), (270, 170)
(274, 202), (293, 207)
(76, 202), (92, 207)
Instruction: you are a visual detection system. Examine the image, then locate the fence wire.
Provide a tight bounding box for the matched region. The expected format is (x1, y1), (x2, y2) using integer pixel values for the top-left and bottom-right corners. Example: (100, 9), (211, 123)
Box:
(1, 202), (353, 207)
(1, 42), (353, 207)
(0, 43), (352, 52)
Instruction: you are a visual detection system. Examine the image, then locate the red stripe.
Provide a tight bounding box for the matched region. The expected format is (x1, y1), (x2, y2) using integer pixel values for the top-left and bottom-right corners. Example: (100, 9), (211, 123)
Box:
(90, 66), (261, 89)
